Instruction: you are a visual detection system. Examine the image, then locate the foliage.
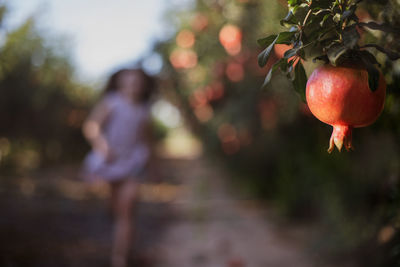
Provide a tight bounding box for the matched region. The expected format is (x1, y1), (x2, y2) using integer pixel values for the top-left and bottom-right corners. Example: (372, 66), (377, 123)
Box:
(258, 0), (400, 95)
(0, 6), (93, 172)
(156, 0), (400, 266)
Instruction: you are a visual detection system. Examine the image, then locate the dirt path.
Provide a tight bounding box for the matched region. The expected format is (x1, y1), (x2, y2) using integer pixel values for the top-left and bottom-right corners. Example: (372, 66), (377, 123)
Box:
(152, 158), (314, 267)
(0, 157), (318, 267)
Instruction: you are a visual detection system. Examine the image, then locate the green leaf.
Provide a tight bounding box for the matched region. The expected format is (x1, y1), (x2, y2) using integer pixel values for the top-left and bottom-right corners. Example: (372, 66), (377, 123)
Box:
(276, 31), (296, 44)
(306, 28), (325, 43)
(279, 58), (290, 73)
(289, 26), (298, 33)
(292, 62), (307, 102)
(286, 58), (297, 79)
(358, 22), (400, 35)
(366, 65), (380, 92)
(257, 34), (277, 48)
(310, 0), (331, 9)
(258, 32), (297, 67)
(341, 5), (356, 22)
(280, 11), (298, 27)
(333, 13), (341, 23)
(361, 44), (400, 60)
(261, 58), (287, 89)
(320, 13), (331, 27)
(258, 36), (278, 67)
(318, 26), (336, 41)
(359, 54), (380, 92)
(284, 48), (298, 58)
(326, 43), (348, 66)
(350, 13), (359, 23)
(312, 54), (329, 63)
(358, 50), (379, 65)
(342, 25), (360, 49)
(292, 4), (309, 21)
(288, 0), (301, 6)
(297, 48), (306, 59)
(319, 36), (337, 47)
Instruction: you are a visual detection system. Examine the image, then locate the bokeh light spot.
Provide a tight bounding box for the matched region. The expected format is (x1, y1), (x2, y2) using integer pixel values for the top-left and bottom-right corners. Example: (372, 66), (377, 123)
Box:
(226, 62), (244, 82)
(169, 49), (198, 69)
(176, 30), (196, 48)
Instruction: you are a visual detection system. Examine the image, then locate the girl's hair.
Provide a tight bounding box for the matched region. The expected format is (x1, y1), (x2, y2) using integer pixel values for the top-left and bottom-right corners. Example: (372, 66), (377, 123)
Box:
(103, 68), (156, 103)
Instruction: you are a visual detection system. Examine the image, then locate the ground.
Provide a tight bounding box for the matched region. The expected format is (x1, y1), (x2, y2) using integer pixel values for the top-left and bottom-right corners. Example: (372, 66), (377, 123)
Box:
(0, 156), (328, 267)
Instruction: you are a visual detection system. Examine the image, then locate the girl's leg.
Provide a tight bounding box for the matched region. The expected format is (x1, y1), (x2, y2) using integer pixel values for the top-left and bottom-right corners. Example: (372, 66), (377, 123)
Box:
(110, 179), (140, 267)
(109, 180), (122, 218)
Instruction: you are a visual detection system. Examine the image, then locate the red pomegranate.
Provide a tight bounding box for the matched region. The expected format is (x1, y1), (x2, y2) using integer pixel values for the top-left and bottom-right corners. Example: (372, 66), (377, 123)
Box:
(306, 63), (386, 153)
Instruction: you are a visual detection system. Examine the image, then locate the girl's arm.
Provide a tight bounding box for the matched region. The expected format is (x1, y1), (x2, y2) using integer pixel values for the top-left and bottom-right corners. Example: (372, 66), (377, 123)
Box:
(82, 99), (112, 159)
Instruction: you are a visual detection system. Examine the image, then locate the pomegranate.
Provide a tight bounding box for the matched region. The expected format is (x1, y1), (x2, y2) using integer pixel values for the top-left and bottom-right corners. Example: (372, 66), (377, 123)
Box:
(306, 63), (386, 153)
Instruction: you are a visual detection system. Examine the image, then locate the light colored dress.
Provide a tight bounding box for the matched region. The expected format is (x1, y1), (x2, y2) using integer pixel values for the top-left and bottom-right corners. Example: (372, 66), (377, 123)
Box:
(82, 92), (150, 182)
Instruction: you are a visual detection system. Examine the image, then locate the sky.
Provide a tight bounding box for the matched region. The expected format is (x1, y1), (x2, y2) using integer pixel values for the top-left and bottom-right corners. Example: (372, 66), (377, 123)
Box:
(6, 0), (189, 82)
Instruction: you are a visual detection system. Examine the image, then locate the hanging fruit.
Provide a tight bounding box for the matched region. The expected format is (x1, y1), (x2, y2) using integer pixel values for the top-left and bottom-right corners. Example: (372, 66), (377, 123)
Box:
(257, 0), (400, 152)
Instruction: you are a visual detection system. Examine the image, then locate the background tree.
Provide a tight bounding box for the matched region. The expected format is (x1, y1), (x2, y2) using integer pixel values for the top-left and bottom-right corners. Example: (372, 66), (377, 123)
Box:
(0, 5), (93, 172)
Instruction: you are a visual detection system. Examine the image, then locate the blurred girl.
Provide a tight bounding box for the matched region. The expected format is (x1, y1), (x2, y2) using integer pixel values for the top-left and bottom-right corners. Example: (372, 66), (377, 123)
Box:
(82, 68), (154, 267)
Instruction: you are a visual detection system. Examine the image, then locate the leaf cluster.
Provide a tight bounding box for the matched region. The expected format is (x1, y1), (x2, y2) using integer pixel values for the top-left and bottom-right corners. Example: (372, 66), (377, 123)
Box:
(258, 0), (400, 97)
